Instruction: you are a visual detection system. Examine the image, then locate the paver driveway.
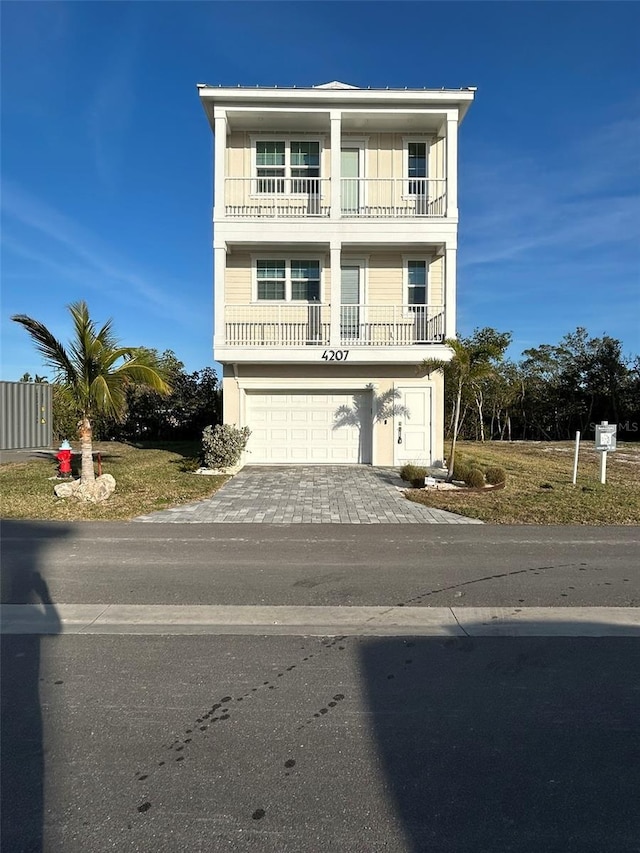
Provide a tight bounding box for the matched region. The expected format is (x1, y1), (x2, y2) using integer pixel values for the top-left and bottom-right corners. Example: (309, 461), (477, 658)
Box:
(134, 466), (482, 524)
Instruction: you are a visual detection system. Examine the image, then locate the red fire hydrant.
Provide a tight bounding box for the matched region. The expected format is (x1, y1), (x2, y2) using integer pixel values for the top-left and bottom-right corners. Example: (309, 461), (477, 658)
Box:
(56, 440), (73, 478)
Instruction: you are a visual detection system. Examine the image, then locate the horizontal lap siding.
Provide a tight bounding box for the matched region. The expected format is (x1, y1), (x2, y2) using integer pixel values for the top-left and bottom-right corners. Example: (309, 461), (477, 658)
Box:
(368, 253), (403, 304)
(226, 253), (252, 302)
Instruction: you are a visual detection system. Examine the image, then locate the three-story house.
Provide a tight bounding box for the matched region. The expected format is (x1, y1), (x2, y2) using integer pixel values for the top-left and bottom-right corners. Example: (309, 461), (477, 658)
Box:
(198, 81), (475, 466)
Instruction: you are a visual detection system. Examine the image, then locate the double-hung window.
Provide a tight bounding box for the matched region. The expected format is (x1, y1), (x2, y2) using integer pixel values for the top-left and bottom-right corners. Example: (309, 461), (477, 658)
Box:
(256, 259), (321, 302)
(407, 260), (427, 306)
(255, 140), (321, 195)
(407, 142), (427, 196)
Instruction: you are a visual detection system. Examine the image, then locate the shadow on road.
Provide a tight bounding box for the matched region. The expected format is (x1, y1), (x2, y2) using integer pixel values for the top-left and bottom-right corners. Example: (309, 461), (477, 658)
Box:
(360, 629), (640, 852)
(1, 521), (69, 853)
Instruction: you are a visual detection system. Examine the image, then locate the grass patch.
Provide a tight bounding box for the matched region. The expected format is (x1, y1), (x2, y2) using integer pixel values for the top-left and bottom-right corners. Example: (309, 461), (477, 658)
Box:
(406, 440), (640, 524)
(0, 441), (227, 521)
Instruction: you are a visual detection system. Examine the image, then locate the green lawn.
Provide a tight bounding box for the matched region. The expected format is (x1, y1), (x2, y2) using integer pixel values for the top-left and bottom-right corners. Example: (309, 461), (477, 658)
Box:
(406, 440), (640, 524)
(0, 441), (227, 521)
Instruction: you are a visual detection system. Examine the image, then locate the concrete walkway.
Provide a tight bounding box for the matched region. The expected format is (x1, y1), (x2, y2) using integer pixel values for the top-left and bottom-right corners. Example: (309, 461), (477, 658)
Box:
(134, 466), (483, 524)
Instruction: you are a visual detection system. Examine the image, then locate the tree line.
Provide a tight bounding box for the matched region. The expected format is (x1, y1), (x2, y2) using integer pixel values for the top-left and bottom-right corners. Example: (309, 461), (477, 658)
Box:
(436, 326), (639, 446)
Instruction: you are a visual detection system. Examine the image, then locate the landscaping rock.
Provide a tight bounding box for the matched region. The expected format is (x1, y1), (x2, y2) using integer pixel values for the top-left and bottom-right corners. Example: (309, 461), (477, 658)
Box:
(54, 474), (116, 503)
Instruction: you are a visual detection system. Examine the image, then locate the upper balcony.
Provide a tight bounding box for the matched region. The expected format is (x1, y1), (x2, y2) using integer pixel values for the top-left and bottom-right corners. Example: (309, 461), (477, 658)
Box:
(223, 177), (447, 220)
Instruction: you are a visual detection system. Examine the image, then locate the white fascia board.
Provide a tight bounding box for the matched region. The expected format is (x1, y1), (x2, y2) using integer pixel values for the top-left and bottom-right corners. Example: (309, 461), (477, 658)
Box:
(214, 346), (454, 365)
(214, 221), (458, 247)
(198, 86), (475, 108)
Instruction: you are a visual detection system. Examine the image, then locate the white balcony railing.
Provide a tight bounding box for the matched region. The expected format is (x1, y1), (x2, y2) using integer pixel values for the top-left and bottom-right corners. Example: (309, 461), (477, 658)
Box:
(225, 303), (331, 346)
(224, 178), (331, 218)
(341, 178), (446, 218)
(222, 177), (446, 218)
(339, 305), (445, 345)
(224, 304), (445, 347)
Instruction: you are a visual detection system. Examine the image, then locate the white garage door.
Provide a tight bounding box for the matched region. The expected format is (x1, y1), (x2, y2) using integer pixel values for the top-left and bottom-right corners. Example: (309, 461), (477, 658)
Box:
(246, 391), (371, 464)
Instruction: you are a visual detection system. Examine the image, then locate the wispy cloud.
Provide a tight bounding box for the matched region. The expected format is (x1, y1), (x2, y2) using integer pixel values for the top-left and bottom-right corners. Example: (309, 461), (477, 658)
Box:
(460, 109), (640, 268)
(1, 181), (203, 330)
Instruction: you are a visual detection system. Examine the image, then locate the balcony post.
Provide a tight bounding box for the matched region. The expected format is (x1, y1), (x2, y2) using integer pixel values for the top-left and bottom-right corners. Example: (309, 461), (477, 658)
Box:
(214, 243), (227, 348)
(213, 109), (227, 219)
(330, 111), (341, 220)
(444, 246), (456, 339)
(445, 114), (458, 219)
(329, 242), (341, 346)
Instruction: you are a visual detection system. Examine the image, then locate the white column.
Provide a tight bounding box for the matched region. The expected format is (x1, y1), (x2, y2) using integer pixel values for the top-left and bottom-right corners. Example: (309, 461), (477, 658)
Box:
(330, 110), (342, 220)
(445, 115), (458, 219)
(213, 244), (227, 350)
(329, 242), (341, 346)
(213, 109), (227, 219)
(444, 247), (457, 339)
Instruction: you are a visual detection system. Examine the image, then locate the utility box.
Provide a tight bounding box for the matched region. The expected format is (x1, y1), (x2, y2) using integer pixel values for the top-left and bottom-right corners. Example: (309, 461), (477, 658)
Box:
(595, 422), (617, 452)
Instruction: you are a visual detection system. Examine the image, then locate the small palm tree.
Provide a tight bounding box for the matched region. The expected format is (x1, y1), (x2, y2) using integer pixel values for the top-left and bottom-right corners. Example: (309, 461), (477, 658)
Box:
(421, 330), (510, 481)
(12, 301), (171, 484)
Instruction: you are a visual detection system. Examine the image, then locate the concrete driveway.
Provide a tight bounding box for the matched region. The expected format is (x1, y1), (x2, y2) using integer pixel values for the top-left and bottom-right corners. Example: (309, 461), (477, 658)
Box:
(134, 466), (483, 524)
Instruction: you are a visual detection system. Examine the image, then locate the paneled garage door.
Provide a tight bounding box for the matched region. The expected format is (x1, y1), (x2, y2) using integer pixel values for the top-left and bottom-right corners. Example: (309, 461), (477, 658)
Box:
(246, 391), (371, 464)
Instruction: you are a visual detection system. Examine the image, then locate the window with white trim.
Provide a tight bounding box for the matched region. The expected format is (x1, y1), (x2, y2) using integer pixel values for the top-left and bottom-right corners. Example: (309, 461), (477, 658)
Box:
(404, 140), (429, 199)
(256, 259), (321, 302)
(406, 260), (428, 306)
(255, 140), (320, 194)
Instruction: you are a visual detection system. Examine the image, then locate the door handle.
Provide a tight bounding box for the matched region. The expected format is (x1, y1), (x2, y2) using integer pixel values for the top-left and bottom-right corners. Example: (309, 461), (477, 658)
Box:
(397, 423), (402, 444)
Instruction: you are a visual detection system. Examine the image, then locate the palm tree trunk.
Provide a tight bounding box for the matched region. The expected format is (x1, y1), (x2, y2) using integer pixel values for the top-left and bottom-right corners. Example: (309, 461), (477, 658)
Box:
(79, 417), (95, 484)
(447, 378), (463, 481)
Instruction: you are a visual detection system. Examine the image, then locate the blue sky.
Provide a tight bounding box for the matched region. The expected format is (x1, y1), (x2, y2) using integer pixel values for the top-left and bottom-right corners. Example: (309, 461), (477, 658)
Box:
(2, 1), (639, 382)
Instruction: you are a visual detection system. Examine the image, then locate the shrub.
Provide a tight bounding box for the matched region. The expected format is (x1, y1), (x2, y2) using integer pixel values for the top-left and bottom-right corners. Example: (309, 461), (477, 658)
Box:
(400, 463), (427, 482)
(452, 461), (470, 482)
(201, 424), (251, 469)
(465, 467), (485, 488)
(485, 466), (507, 485)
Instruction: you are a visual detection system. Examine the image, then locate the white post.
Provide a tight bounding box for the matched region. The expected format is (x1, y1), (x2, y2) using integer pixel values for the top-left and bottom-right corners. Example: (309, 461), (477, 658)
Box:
(330, 111), (342, 221)
(444, 246), (457, 339)
(213, 109), (227, 219)
(572, 430), (580, 484)
(445, 114), (458, 219)
(329, 242), (341, 347)
(600, 449), (607, 484)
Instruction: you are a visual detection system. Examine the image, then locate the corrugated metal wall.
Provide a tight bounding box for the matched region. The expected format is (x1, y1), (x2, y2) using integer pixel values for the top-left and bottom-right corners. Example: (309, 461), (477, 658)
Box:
(0, 381), (53, 449)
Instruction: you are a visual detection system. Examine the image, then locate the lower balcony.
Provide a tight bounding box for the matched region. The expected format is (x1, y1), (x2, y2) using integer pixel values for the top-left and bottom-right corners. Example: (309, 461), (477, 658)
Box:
(224, 304), (445, 347)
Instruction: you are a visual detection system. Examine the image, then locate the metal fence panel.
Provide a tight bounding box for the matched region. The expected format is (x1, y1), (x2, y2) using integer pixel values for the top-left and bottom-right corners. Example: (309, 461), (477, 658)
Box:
(0, 381), (53, 449)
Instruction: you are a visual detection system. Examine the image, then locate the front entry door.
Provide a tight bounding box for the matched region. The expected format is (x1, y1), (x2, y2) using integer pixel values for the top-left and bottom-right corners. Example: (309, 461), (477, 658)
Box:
(340, 265), (361, 342)
(394, 387), (432, 466)
(341, 148), (360, 214)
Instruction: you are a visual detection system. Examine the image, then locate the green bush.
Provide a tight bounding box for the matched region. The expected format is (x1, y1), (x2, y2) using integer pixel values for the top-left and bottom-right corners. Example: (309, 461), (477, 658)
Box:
(485, 466), (507, 485)
(201, 424), (251, 469)
(465, 467), (485, 488)
(400, 463), (427, 482)
(452, 461), (470, 482)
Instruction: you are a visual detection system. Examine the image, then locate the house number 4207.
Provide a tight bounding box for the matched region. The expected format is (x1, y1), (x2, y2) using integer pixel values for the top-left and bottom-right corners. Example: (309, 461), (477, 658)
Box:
(322, 349), (349, 362)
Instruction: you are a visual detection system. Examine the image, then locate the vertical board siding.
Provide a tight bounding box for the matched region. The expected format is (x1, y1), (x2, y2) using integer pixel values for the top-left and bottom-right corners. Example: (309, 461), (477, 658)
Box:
(0, 382), (53, 450)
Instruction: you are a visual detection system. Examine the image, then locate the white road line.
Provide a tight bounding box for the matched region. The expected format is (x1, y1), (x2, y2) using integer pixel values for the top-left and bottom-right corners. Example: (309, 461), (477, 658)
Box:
(1, 604), (639, 636)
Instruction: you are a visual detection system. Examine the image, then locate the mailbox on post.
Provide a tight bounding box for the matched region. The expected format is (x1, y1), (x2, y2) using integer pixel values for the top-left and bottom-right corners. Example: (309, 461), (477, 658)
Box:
(595, 421), (617, 483)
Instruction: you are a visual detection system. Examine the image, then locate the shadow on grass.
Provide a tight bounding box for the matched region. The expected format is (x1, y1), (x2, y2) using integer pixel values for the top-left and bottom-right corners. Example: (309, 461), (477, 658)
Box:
(360, 626), (640, 852)
(1, 520), (69, 853)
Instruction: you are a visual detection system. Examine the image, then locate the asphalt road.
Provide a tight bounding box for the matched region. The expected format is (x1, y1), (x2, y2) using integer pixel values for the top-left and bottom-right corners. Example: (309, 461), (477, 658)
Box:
(2, 522), (640, 852)
(1, 521), (639, 608)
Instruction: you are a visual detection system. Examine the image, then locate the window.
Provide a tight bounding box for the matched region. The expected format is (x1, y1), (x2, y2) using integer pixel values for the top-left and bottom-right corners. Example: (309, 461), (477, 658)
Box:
(257, 260), (286, 300)
(406, 260), (427, 305)
(407, 142), (427, 195)
(256, 142), (285, 194)
(256, 259), (321, 302)
(255, 139), (321, 194)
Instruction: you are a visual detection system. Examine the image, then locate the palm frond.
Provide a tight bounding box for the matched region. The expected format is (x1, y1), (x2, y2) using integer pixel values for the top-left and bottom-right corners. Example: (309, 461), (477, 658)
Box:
(11, 314), (77, 384)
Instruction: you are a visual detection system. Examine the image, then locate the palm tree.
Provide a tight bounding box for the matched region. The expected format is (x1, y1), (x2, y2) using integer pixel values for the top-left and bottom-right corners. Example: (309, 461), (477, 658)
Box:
(421, 329), (511, 481)
(12, 301), (171, 484)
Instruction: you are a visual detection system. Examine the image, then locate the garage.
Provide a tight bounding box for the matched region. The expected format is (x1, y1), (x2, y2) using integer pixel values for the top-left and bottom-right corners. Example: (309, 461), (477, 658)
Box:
(245, 390), (372, 464)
